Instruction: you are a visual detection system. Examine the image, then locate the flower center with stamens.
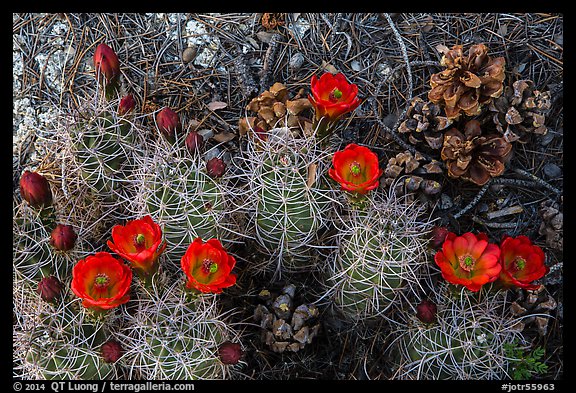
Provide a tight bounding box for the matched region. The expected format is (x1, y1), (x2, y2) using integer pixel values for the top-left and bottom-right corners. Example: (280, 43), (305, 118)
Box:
(514, 257), (526, 271)
(459, 254), (475, 272)
(94, 273), (110, 289)
(202, 259), (218, 274)
(329, 88), (343, 102)
(349, 161), (362, 177)
(134, 233), (146, 251)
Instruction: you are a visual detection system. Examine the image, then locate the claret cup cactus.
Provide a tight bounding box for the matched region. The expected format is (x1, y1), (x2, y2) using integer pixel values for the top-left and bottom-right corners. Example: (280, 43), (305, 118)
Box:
(322, 185), (434, 323)
(233, 127), (334, 276)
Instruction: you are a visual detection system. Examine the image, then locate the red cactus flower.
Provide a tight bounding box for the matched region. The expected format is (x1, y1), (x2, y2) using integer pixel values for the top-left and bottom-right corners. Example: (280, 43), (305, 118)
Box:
(19, 170), (53, 208)
(118, 94), (136, 116)
(50, 224), (78, 252)
(434, 232), (501, 292)
(498, 235), (548, 290)
(94, 43), (120, 84)
(180, 237), (237, 294)
(156, 107), (181, 141)
(309, 72), (362, 124)
(107, 215), (167, 279)
(328, 143), (383, 195)
(71, 252), (132, 311)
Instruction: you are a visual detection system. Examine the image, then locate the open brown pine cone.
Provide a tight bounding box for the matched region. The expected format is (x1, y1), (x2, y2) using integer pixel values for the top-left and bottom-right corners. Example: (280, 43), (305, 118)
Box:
(488, 79), (552, 143)
(440, 119), (512, 186)
(428, 43), (506, 120)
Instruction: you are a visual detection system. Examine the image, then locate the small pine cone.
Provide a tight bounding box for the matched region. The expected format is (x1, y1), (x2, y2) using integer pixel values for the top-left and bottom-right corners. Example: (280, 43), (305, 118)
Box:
(383, 151), (443, 197)
(253, 284), (320, 353)
(488, 79), (552, 143)
(261, 13), (285, 30)
(440, 119), (512, 186)
(398, 97), (452, 149)
(241, 82), (312, 137)
(538, 200), (563, 252)
(428, 43), (505, 120)
(509, 285), (557, 337)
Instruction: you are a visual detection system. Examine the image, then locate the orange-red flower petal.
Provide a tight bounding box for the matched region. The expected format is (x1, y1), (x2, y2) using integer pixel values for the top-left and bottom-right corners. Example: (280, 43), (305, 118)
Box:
(309, 72), (362, 123)
(71, 252), (132, 311)
(498, 235), (548, 290)
(329, 144), (383, 195)
(107, 215), (166, 277)
(180, 237), (237, 294)
(434, 231), (501, 292)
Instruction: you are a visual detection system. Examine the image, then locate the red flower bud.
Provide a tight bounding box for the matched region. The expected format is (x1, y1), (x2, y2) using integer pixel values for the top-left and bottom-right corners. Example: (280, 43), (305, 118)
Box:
(37, 276), (63, 303)
(185, 130), (204, 154)
(416, 299), (437, 324)
(206, 157), (227, 178)
(156, 107), (181, 141)
(19, 170), (53, 208)
(218, 341), (243, 365)
(101, 339), (124, 363)
(94, 43), (120, 84)
(118, 94), (136, 116)
(50, 224), (78, 251)
(429, 226), (449, 250)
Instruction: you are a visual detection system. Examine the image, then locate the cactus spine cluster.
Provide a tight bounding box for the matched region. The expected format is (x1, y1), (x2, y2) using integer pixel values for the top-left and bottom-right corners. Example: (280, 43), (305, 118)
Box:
(118, 275), (241, 380)
(14, 288), (116, 379)
(323, 185), (433, 323)
(130, 138), (241, 269)
(390, 284), (526, 380)
(233, 128), (334, 275)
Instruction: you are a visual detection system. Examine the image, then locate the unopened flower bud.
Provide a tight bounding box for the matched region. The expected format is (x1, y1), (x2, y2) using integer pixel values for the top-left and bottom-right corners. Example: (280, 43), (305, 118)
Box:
(206, 157), (227, 178)
(218, 341), (243, 365)
(416, 299), (437, 324)
(185, 130), (204, 154)
(156, 107), (181, 142)
(50, 224), (77, 251)
(19, 170), (53, 208)
(37, 276), (63, 303)
(118, 94), (136, 116)
(101, 339), (124, 363)
(429, 226), (449, 250)
(93, 43), (120, 84)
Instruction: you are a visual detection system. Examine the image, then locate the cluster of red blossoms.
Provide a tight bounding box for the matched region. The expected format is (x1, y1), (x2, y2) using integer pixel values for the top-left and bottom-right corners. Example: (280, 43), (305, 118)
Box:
(432, 229), (549, 292)
(68, 215), (237, 313)
(306, 72), (383, 197)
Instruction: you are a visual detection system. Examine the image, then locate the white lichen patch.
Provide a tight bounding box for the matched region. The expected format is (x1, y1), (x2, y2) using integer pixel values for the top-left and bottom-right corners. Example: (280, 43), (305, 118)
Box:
(184, 19), (221, 68)
(287, 15), (311, 40)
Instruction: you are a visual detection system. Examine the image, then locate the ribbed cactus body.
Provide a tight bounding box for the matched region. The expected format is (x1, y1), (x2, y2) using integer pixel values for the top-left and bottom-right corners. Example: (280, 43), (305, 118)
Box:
(392, 285), (524, 380)
(133, 141), (235, 267)
(13, 200), (72, 283)
(237, 129), (333, 274)
(18, 298), (115, 380)
(70, 109), (136, 197)
(119, 277), (239, 379)
(325, 189), (432, 322)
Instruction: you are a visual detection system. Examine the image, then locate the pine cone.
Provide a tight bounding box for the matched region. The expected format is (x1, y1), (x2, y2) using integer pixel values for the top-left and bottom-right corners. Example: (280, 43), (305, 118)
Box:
(398, 97), (452, 149)
(488, 79), (552, 143)
(239, 83), (312, 137)
(383, 150), (443, 197)
(440, 119), (512, 186)
(428, 43), (506, 120)
(253, 284), (320, 353)
(509, 286), (557, 337)
(538, 200), (563, 252)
